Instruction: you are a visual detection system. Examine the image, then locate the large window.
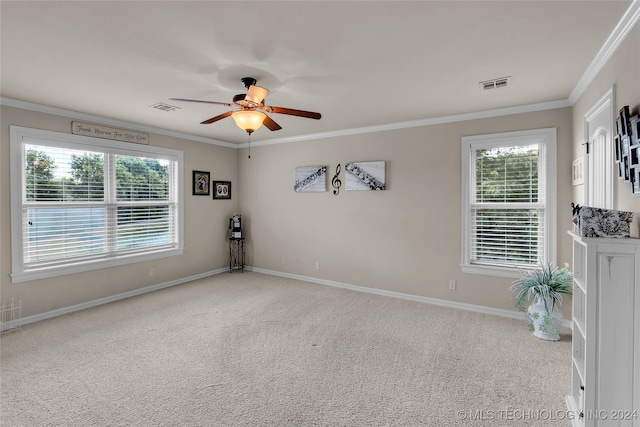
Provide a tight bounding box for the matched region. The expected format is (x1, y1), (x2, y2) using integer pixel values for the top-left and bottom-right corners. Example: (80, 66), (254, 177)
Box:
(461, 128), (556, 277)
(10, 126), (184, 283)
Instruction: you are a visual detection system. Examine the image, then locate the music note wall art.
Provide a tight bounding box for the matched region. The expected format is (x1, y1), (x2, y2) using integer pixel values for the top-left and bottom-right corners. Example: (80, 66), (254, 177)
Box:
(331, 164), (342, 195)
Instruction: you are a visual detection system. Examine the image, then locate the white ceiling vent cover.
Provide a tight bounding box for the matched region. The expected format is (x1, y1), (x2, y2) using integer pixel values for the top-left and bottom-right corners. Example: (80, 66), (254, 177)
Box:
(479, 76), (511, 91)
(150, 102), (180, 112)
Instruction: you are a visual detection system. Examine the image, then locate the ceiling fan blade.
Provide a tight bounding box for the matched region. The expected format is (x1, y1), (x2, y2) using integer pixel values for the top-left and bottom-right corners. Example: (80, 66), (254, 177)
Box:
(245, 85), (269, 104)
(170, 98), (234, 107)
(268, 106), (321, 120)
(200, 111), (233, 124)
(263, 115), (282, 131)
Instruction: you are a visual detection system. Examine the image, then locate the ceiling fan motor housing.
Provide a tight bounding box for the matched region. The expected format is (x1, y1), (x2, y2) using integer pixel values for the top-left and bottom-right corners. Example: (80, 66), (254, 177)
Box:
(241, 77), (257, 88)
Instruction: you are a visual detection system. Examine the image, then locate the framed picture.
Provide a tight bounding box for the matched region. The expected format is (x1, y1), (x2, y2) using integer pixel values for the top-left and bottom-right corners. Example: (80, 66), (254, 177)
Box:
(620, 106), (630, 136)
(345, 161), (386, 191)
(294, 165), (327, 192)
(192, 170), (210, 195)
(623, 156), (630, 182)
(632, 167), (640, 195)
(630, 115), (640, 145)
(213, 181), (231, 199)
(630, 145), (640, 167)
(622, 135), (630, 157)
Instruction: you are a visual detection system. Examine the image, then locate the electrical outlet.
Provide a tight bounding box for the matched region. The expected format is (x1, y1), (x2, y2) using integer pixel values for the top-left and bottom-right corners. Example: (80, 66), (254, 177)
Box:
(315, 262), (320, 270)
(448, 280), (456, 290)
(149, 268), (156, 277)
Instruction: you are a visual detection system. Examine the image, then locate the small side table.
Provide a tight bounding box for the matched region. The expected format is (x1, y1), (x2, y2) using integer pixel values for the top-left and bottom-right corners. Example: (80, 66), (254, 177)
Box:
(229, 238), (245, 272)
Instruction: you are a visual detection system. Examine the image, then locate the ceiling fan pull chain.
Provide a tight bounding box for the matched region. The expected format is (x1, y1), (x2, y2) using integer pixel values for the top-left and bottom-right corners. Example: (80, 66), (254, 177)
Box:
(248, 134), (251, 159)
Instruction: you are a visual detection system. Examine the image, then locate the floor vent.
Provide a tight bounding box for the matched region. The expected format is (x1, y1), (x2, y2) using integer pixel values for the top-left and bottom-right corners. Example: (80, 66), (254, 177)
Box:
(149, 102), (180, 112)
(479, 76), (511, 91)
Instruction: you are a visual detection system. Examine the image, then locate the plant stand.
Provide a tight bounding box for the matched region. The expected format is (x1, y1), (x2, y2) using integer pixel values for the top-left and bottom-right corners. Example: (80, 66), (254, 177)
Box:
(229, 238), (245, 272)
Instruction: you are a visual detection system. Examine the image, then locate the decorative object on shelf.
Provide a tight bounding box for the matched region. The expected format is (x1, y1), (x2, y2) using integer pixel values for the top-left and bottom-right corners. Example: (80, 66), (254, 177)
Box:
(212, 181), (231, 200)
(294, 165), (327, 192)
(228, 213), (242, 239)
(331, 164), (342, 195)
(192, 170), (210, 195)
(571, 202), (582, 228)
(573, 205), (633, 238)
(345, 161), (385, 191)
(510, 264), (573, 341)
(228, 213), (244, 272)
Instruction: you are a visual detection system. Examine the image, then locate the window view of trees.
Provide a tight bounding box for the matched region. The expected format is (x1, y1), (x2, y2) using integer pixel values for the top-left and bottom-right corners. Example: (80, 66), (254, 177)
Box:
(475, 145), (538, 203)
(24, 146), (172, 264)
(25, 149), (169, 202)
(472, 145), (541, 266)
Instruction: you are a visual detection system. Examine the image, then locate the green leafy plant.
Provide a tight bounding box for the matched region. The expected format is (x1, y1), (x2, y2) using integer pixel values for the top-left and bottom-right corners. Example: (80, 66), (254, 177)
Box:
(510, 264), (573, 314)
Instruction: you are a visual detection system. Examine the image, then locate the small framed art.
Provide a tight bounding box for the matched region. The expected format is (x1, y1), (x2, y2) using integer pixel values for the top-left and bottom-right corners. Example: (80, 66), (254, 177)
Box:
(213, 181), (231, 199)
(192, 170), (210, 195)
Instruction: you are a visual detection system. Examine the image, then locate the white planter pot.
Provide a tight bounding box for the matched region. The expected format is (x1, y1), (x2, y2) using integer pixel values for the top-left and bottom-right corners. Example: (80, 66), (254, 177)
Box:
(527, 300), (563, 341)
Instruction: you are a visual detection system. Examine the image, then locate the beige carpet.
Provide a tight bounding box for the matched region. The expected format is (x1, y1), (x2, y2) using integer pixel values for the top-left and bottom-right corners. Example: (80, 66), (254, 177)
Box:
(1, 272), (572, 426)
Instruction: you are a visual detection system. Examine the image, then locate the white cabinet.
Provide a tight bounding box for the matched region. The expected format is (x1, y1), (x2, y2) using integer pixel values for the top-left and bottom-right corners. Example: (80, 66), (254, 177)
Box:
(566, 231), (640, 426)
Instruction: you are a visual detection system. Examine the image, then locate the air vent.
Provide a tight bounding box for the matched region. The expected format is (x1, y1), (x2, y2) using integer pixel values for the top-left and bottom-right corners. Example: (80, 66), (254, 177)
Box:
(479, 76), (511, 91)
(149, 102), (180, 112)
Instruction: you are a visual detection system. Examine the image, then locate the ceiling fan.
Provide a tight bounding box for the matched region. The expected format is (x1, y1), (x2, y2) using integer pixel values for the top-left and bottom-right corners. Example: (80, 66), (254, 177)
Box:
(170, 77), (321, 135)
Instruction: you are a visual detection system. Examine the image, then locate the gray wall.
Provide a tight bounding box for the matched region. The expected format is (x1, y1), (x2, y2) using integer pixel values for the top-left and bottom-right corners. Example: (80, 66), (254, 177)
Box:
(237, 108), (574, 314)
(0, 106), (239, 318)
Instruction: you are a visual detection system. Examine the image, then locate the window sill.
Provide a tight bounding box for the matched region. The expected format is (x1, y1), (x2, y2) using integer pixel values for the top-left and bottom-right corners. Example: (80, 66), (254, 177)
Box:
(11, 247), (184, 283)
(460, 263), (525, 279)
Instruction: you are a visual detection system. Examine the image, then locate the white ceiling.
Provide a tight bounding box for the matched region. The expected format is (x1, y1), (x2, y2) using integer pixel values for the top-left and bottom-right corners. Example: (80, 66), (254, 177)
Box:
(0, 1), (634, 145)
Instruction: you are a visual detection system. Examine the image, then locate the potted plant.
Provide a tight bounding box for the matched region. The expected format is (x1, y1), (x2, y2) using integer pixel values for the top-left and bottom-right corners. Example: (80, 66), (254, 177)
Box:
(510, 264), (573, 341)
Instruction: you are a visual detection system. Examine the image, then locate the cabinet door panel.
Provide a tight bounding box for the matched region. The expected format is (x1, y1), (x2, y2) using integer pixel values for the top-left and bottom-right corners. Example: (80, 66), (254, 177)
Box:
(596, 251), (635, 421)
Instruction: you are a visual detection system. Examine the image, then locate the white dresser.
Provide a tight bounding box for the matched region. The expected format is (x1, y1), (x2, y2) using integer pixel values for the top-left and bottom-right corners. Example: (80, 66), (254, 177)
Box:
(566, 231), (640, 426)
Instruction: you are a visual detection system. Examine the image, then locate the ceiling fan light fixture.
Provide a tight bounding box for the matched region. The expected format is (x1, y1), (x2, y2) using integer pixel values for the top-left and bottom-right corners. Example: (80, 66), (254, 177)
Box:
(232, 110), (266, 134)
(244, 85), (269, 104)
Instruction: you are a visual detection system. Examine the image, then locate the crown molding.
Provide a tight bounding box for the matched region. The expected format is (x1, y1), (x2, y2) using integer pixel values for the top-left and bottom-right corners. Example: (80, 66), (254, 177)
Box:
(2, 95), (572, 149)
(245, 99), (572, 148)
(0, 97), (236, 148)
(568, 0), (640, 104)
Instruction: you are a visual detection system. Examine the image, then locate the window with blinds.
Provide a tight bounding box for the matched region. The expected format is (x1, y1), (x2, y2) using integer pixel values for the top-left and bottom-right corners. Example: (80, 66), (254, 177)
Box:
(461, 129), (556, 276)
(10, 126), (184, 283)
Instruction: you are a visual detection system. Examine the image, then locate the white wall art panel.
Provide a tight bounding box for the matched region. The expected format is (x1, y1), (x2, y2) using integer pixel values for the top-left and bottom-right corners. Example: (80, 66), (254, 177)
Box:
(294, 165), (327, 192)
(345, 161), (385, 191)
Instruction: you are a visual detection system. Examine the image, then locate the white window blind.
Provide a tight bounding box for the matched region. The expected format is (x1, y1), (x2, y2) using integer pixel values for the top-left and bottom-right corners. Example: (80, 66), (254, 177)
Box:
(461, 129), (556, 277)
(471, 144), (544, 266)
(11, 126), (184, 282)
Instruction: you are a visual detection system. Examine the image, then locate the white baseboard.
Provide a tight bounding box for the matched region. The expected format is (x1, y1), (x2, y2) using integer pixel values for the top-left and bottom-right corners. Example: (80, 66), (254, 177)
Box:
(1, 266), (572, 332)
(0, 268), (228, 332)
(248, 266), (573, 329)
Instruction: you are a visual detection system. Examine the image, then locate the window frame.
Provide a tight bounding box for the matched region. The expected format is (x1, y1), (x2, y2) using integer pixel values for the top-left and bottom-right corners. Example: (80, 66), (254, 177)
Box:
(10, 126), (184, 283)
(460, 128), (557, 278)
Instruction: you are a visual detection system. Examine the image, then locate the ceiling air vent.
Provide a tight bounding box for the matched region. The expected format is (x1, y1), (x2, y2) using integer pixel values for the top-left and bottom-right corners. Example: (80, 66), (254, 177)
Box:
(479, 76), (511, 91)
(149, 102), (180, 112)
